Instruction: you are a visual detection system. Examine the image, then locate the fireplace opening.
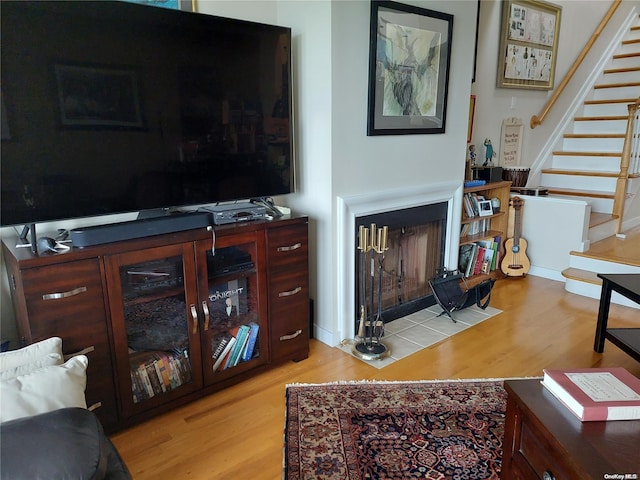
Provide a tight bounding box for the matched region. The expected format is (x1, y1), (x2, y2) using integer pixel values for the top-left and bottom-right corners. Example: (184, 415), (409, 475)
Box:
(354, 202), (448, 335)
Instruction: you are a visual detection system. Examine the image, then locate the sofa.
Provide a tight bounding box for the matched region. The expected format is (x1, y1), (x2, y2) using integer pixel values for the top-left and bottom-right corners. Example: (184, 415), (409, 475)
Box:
(0, 337), (131, 479)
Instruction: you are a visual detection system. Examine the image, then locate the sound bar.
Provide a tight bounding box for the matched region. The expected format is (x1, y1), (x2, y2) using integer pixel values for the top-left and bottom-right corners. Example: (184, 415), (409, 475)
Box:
(70, 212), (211, 248)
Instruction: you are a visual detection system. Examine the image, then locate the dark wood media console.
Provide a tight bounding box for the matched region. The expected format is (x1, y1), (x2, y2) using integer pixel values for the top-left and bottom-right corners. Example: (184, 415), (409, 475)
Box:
(2, 215), (309, 432)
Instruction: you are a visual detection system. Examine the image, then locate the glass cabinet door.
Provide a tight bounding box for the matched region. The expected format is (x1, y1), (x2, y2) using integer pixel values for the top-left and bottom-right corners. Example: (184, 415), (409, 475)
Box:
(196, 231), (268, 386)
(106, 243), (203, 417)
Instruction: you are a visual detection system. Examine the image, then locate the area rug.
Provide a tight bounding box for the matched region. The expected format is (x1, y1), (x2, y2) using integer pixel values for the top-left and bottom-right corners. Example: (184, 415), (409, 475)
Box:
(284, 379), (507, 480)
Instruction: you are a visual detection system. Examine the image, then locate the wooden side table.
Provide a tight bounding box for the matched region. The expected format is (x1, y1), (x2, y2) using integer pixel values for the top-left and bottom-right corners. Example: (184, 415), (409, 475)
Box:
(593, 273), (640, 361)
(501, 379), (640, 480)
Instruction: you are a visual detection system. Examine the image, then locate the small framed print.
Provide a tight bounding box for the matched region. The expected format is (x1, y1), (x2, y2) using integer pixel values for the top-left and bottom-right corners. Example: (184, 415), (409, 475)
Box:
(478, 200), (494, 217)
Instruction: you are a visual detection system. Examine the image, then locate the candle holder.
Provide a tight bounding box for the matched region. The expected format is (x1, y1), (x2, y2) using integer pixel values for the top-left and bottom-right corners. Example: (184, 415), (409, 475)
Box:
(353, 224), (391, 360)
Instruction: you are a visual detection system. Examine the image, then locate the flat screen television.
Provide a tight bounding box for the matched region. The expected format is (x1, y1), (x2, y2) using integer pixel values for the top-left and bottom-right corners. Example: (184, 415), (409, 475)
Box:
(1, 1), (293, 228)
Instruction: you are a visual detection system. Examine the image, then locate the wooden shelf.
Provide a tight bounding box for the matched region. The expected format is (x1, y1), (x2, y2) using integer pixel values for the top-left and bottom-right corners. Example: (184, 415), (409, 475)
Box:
(459, 181), (511, 282)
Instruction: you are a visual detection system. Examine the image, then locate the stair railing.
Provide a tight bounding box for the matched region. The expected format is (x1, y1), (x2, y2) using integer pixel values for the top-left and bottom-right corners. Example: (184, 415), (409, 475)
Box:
(530, 0), (621, 129)
(613, 97), (640, 234)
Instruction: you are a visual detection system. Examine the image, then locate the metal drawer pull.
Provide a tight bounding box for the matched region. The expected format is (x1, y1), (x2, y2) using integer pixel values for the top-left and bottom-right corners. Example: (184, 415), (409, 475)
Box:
(42, 286), (87, 301)
(190, 304), (199, 334)
(279, 286), (302, 297)
(280, 329), (302, 341)
(277, 242), (301, 252)
(202, 300), (210, 331)
(543, 471), (555, 480)
(88, 402), (102, 412)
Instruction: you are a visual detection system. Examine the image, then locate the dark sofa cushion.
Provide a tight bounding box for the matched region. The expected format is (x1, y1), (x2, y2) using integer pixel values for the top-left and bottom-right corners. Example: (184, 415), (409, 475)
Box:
(0, 407), (131, 480)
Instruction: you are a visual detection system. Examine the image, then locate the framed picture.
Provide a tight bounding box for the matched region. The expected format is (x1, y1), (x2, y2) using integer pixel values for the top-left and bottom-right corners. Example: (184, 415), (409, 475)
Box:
(478, 200), (494, 217)
(467, 95), (476, 144)
(123, 0), (196, 11)
(54, 64), (144, 129)
(367, 1), (453, 136)
(497, 0), (561, 90)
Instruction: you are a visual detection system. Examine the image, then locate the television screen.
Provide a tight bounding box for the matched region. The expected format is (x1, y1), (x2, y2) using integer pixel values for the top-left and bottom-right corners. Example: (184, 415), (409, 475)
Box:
(1, 1), (293, 227)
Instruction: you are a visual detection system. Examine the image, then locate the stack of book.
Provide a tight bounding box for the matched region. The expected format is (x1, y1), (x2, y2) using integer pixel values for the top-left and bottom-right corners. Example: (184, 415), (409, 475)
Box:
(542, 367), (640, 421)
(211, 322), (260, 372)
(458, 237), (501, 278)
(129, 349), (192, 403)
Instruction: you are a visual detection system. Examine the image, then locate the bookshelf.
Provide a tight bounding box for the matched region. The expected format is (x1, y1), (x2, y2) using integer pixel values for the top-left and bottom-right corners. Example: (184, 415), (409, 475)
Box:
(459, 180), (511, 285)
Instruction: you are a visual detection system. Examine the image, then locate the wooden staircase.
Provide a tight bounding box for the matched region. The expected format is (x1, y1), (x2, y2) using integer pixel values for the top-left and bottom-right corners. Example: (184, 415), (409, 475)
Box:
(540, 18), (640, 303)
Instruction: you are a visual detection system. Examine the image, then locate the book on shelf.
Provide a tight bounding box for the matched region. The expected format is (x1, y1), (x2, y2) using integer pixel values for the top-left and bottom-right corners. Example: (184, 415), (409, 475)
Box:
(542, 367), (640, 421)
(212, 336), (236, 372)
(458, 244), (475, 276)
(211, 334), (233, 362)
(227, 324), (251, 368)
(242, 322), (260, 362)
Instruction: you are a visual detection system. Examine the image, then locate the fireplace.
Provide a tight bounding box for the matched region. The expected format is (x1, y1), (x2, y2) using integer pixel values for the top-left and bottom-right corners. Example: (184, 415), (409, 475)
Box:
(337, 181), (461, 343)
(354, 202), (447, 334)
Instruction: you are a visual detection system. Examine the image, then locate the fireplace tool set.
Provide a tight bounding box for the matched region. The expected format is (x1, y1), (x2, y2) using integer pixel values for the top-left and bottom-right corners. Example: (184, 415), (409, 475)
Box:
(353, 224), (391, 360)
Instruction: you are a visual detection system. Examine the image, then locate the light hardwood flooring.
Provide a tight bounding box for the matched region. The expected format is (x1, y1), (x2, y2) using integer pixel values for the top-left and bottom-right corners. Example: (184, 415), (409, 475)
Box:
(110, 271), (640, 480)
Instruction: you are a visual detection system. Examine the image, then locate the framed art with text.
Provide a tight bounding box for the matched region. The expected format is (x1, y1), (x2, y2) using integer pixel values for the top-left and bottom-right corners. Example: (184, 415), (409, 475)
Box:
(497, 0), (561, 90)
(367, 1), (453, 136)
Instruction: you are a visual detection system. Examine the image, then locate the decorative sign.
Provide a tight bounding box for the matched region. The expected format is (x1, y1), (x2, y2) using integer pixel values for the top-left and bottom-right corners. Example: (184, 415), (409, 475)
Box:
(500, 117), (523, 167)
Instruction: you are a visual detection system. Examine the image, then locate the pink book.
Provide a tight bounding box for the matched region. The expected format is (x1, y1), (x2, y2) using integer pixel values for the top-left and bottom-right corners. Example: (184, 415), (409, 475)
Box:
(542, 367), (640, 421)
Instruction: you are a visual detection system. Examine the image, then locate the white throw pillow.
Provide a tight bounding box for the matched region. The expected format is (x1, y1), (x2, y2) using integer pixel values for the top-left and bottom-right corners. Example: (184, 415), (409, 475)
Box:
(0, 337), (63, 371)
(0, 353), (62, 380)
(0, 355), (88, 423)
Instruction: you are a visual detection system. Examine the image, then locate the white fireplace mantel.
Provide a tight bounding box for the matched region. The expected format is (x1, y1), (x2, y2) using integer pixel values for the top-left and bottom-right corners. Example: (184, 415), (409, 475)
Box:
(335, 181), (463, 343)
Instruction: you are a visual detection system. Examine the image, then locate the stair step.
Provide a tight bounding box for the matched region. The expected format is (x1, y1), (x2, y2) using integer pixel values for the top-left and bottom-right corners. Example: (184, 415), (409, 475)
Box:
(603, 66), (640, 74)
(613, 52), (640, 60)
(594, 81), (640, 90)
(574, 115), (627, 121)
(541, 169), (619, 177)
(551, 154), (621, 171)
(563, 133), (624, 139)
(570, 249), (640, 269)
(572, 117), (627, 134)
(583, 98), (638, 116)
(589, 212), (618, 228)
(552, 150), (620, 157)
(561, 268), (601, 285)
(584, 98), (639, 104)
(542, 187), (615, 199)
(622, 38), (640, 46)
(561, 136), (624, 152)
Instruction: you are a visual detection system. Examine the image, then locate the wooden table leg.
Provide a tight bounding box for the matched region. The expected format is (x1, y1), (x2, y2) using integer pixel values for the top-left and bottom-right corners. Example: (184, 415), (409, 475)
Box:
(593, 279), (613, 353)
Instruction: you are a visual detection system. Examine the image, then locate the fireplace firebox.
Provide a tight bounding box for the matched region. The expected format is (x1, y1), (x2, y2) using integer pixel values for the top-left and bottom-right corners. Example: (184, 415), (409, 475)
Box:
(354, 202), (447, 335)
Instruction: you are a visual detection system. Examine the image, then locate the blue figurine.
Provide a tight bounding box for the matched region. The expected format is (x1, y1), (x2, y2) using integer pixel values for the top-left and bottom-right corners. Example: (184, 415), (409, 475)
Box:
(483, 138), (496, 166)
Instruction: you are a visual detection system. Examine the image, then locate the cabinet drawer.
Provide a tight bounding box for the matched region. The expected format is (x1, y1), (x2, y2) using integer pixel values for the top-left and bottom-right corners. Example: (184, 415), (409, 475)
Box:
(269, 270), (309, 362)
(22, 259), (106, 333)
(518, 419), (571, 480)
(20, 259), (119, 428)
(267, 224), (308, 270)
(270, 310), (309, 361)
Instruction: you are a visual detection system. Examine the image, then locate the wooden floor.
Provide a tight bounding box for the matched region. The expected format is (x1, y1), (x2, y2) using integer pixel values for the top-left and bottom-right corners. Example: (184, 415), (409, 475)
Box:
(110, 261), (640, 479)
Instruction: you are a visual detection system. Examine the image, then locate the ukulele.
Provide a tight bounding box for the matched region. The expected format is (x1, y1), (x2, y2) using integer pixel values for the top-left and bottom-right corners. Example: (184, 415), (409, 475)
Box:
(501, 196), (530, 276)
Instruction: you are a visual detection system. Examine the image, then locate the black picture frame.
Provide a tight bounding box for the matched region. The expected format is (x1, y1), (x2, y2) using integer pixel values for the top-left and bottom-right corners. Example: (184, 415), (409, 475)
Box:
(367, 0), (453, 136)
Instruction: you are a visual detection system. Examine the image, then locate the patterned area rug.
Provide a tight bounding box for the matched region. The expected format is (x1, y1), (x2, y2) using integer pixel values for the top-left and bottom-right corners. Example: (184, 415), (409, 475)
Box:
(284, 379), (507, 479)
